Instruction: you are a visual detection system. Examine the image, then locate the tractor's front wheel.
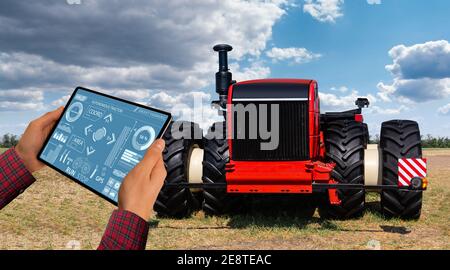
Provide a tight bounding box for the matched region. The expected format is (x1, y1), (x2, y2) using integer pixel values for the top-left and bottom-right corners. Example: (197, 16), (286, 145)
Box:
(154, 121), (203, 218)
(202, 122), (241, 215)
(380, 120), (423, 219)
(318, 120), (366, 219)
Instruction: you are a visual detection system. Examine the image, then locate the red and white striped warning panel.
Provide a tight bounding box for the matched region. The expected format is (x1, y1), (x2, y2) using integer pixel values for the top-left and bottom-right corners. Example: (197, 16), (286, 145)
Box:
(397, 158), (427, 187)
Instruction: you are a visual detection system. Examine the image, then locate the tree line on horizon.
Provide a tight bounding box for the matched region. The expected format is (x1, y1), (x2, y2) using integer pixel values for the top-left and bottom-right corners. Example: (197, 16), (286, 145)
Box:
(1, 133), (450, 149)
(368, 134), (450, 148)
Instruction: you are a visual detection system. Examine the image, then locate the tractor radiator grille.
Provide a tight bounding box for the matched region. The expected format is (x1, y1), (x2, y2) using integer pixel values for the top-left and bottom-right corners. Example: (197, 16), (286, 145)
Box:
(231, 101), (309, 161)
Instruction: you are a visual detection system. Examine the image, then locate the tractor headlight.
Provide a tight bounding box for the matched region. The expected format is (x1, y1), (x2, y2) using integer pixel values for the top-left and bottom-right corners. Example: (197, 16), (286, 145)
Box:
(410, 177), (427, 190)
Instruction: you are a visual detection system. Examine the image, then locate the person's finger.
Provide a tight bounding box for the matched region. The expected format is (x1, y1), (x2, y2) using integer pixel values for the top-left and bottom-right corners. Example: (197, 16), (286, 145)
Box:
(148, 158), (166, 198)
(139, 139), (165, 170)
(36, 106), (64, 127)
(42, 122), (58, 138)
(149, 158), (167, 185)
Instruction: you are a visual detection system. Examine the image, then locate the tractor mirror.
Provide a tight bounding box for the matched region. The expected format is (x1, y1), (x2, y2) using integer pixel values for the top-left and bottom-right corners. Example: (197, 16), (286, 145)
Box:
(355, 98), (370, 109)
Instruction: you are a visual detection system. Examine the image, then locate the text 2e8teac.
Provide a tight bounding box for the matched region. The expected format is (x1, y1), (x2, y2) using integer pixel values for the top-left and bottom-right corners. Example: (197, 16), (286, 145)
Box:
(155, 44), (427, 220)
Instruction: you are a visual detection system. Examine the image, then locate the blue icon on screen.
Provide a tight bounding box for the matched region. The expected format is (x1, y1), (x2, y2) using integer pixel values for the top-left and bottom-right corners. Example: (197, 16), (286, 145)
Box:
(65, 102), (84, 122)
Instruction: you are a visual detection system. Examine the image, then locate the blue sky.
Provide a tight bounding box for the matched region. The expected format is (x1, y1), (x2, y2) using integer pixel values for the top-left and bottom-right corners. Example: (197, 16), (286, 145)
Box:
(0, 0), (449, 137)
(267, 0), (450, 136)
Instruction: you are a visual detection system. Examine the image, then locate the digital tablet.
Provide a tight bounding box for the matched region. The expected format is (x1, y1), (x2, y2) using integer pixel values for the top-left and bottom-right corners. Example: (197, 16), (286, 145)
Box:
(38, 87), (172, 205)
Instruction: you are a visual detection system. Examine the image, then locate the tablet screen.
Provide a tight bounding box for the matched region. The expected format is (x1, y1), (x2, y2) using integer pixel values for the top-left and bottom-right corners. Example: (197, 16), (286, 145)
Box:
(39, 87), (171, 204)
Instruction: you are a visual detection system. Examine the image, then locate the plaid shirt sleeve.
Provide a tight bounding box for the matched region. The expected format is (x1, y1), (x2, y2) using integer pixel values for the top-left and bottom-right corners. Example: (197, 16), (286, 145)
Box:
(0, 148), (36, 209)
(98, 209), (150, 250)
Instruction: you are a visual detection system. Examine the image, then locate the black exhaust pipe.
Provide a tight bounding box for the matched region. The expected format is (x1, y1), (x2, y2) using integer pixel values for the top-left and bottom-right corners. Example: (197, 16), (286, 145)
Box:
(213, 44), (233, 109)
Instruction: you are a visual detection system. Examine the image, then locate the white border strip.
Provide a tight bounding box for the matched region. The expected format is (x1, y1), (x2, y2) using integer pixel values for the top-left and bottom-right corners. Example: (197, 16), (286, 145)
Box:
(398, 167), (411, 181)
(416, 158), (427, 169)
(399, 159), (419, 177)
(398, 177), (409, 187)
(233, 98), (308, 101)
(405, 159), (426, 176)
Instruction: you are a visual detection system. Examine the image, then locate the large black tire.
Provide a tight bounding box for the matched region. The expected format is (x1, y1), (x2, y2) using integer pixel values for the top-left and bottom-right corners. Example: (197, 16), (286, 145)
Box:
(319, 120), (366, 219)
(202, 122), (240, 215)
(380, 120), (423, 219)
(154, 121), (203, 218)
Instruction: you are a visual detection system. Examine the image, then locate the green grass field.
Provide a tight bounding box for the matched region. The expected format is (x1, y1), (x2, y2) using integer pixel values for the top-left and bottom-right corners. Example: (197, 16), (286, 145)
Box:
(0, 148), (449, 249)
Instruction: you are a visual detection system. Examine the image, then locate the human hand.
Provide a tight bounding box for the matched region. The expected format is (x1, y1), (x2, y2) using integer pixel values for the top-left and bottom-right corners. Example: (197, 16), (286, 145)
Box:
(118, 139), (167, 221)
(15, 106), (64, 173)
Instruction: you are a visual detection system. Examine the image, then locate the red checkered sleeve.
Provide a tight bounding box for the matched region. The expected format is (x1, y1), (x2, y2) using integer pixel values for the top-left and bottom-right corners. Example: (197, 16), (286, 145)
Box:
(0, 148), (36, 209)
(98, 209), (149, 250)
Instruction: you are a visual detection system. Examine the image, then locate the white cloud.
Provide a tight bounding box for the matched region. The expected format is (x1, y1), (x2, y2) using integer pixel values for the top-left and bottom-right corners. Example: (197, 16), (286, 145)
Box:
(51, 95), (70, 107)
(0, 89), (43, 102)
(377, 40), (450, 103)
(377, 78), (450, 103)
(147, 91), (222, 132)
(0, 50), (271, 107)
(367, 0), (381, 5)
(0, 52), (215, 91)
(319, 91), (358, 109)
(266, 47), (322, 64)
(231, 62), (271, 81)
(303, 0), (344, 23)
(319, 89), (377, 111)
(0, 101), (44, 111)
(369, 105), (408, 115)
(376, 81), (395, 102)
(0, 0), (287, 116)
(386, 40), (450, 80)
(109, 90), (151, 102)
(438, 103), (450, 115)
(0, 0), (287, 66)
(0, 88), (44, 111)
(319, 87), (405, 115)
(330, 86), (349, 93)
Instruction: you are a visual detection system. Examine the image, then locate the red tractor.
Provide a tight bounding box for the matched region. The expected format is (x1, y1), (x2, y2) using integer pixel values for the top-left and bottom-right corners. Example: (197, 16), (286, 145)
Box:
(154, 44), (427, 220)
